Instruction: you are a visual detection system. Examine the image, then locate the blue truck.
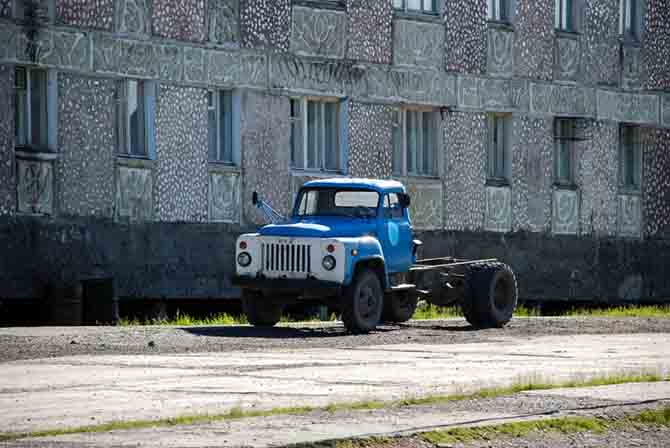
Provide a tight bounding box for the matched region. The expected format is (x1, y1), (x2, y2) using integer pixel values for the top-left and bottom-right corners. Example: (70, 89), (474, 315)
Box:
(233, 178), (518, 334)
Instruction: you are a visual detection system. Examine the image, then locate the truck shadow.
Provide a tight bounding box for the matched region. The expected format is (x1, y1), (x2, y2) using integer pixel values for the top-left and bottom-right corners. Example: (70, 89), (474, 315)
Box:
(182, 322), (475, 338)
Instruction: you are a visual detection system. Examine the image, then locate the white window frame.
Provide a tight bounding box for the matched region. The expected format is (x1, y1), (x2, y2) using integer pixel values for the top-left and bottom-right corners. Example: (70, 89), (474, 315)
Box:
(290, 97), (343, 173)
(116, 79), (155, 158)
(487, 113), (511, 182)
(14, 66), (57, 152)
(393, 0), (438, 15)
(392, 107), (440, 178)
(619, 124), (642, 192)
(208, 90), (237, 165)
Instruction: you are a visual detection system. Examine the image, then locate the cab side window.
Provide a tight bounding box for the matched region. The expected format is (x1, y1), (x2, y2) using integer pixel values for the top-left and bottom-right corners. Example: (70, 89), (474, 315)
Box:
(384, 193), (403, 219)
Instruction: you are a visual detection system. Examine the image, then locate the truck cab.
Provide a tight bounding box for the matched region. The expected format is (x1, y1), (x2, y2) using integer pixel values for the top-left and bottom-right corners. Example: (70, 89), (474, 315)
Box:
(234, 178), (419, 333)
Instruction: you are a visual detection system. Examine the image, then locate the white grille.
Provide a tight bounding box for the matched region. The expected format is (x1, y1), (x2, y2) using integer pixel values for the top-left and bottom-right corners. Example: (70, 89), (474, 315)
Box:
(262, 242), (312, 274)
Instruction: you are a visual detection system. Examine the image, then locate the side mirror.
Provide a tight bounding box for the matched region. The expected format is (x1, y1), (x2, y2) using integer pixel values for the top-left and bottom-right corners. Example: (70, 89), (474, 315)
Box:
(252, 191), (259, 206)
(398, 193), (411, 209)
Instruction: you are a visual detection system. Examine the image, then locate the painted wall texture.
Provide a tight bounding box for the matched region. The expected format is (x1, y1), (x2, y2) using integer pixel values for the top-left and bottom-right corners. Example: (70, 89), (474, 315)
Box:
(154, 85), (208, 222)
(0, 65), (14, 216)
(444, 0), (487, 74)
(514, 0), (554, 81)
(642, 0), (670, 90)
(152, 0), (206, 43)
(56, 74), (115, 218)
(347, 101), (392, 179)
(0, 0), (669, 305)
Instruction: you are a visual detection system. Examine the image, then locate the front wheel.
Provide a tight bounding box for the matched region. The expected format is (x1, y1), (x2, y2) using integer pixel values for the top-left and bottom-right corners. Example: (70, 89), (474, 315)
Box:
(341, 270), (384, 334)
(242, 291), (282, 327)
(462, 262), (518, 329)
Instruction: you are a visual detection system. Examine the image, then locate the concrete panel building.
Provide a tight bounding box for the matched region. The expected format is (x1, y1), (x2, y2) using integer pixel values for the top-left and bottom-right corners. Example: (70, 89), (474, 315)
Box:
(0, 0), (669, 309)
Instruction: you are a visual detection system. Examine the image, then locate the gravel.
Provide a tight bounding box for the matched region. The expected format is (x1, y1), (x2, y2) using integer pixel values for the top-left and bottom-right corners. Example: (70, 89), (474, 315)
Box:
(2, 317), (670, 362)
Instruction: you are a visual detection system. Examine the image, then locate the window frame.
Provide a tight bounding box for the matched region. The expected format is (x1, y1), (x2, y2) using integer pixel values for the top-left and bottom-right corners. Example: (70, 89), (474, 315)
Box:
(290, 96), (343, 173)
(487, 113), (511, 184)
(553, 118), (578, 187)
(554, 0), (576, 32)
(392, 107), (440, 178)
(487, 0), (510, 23)
(14, 66), (56, 152)
(208, 89), (236, 165)
(619, 124), (642, 192)
(619, 0), (641, 42)
(116, 79), (155, 159)
(393, 0), (439, 16)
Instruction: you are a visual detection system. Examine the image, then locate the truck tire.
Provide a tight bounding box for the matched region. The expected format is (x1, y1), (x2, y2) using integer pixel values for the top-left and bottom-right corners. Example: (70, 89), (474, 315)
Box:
(382, 291), (418, 323)
(462, 262), (518, 329)
(242, 292), (282, 327)
(341, 269), (384, 334)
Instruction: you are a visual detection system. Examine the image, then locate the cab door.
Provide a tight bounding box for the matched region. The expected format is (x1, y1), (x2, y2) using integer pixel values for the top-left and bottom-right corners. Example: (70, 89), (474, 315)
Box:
(380, 192), (413, 273)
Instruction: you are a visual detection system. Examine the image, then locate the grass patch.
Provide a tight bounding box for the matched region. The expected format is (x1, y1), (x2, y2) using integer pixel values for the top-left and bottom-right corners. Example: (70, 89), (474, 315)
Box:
(421, 406), (670, 446)
(119, 311), (249, 327)
(2, 371), (666, 442)
(563, 305), (670, 319)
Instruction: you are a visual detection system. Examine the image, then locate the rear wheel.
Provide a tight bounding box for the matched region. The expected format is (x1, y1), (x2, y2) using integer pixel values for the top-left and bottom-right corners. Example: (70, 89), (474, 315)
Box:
(383, 291), (418, 323)
(242, 291), (282, 327)
(341, 270), (383, 334)
(462, 262), (518, 329)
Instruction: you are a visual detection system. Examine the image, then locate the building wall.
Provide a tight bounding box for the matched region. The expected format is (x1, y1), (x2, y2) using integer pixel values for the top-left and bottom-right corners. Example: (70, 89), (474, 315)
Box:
(0, 1), (669, 305)
(0, 65), (14, 216)
(56, 73), (116, 218)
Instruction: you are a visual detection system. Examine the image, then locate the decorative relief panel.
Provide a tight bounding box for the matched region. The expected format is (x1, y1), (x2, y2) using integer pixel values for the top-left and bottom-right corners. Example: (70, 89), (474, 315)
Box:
(487, 27), (514, 77)
(621, 45), (641, 89)
(485, 186), (512, 233)
(597, 91), (660, 125)
(555, 36), (581, 82)
(291, 6), (346, 59)
(393, 19), (444, 68)
(17, 159), (53, 215)
(530, 83), (596, 117)
(618, 194), (642, 238)
(94, 36), (183, 81)
(116, 166), (153, 221)
(552, 189), (579, 235)
(115, 0), (150, 35)
(458, 77), (529, 112)
(361, 65), (456, 106)
(0, 0), (11, 18)
(208, 0), (239, 44)
(209, 172), (240, 223)
(405, 181), (443, 230)
(14, 29), (91, 71)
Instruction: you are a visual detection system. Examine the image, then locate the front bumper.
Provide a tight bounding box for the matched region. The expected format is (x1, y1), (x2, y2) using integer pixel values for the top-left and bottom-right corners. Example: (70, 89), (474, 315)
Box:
(233, 275), (342, 296)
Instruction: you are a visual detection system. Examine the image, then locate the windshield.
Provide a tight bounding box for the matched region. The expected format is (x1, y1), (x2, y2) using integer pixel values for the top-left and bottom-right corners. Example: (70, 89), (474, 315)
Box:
(295, 188), (379, 218)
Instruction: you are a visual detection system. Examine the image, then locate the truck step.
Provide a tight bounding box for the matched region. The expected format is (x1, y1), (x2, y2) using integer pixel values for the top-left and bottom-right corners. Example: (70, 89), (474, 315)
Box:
(390, 283), (416, 292)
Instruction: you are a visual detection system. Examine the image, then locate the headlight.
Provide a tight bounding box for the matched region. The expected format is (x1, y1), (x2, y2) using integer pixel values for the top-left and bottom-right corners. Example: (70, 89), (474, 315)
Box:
(237, 252), (252, 267)
(322, 255), (336, 271)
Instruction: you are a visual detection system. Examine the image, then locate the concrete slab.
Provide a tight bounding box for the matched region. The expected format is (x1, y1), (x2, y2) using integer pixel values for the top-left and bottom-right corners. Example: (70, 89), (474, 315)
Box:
(524, 381), (670, 402)
(1, 333), (669, 436)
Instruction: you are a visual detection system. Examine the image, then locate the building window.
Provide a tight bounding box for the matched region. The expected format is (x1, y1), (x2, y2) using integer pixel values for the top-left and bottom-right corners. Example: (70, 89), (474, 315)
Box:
(620, 0), (639, 41)
(116, 79), (154, 157)
(555, 0), (575, 31)
(620, 124), (641, 190)
(487, 114), (510, 182)
(208, 90), (234, 164)
(15, 67), (51, 149)
(393, 0), (438, 14)
(290, 98), (342, 172)
(487, 0), (509, 22)
(392, 108), (439, 177)
(554, 118), (577, 185)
